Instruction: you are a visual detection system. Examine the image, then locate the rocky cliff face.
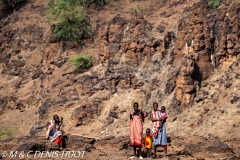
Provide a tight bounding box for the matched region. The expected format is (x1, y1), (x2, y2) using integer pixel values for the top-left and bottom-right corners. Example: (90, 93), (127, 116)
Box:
(174, 1), (240, 109)
(0, 0), (239, 159)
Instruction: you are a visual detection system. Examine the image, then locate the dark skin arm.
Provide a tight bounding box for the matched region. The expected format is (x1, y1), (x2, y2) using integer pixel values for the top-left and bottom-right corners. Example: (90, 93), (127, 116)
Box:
(140, 111), (144, 122)
(59, 117), (63, 131)
(160, 116), (167, 122)
(130, 114), (133, 121)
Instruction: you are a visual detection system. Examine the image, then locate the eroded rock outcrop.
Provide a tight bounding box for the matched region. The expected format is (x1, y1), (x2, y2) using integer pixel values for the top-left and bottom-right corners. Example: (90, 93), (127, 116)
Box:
(174, 1), (240, 108)
(175, 53), (196, 109)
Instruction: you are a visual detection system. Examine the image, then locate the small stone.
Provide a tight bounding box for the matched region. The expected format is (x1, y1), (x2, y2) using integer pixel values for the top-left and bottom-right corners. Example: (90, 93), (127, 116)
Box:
(224, 83), (232, 88)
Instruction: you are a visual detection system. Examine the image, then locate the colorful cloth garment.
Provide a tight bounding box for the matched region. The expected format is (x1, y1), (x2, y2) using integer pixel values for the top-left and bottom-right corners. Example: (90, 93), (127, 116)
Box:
(46, 119), (63, 143)
(49, 131), (62, 143)
(151, 111), (161, 138)
(160, 112), (167, 119)
(130, 111), (143, 147)
(153, 111), (168, 146)
(46, 119), (55, 139)
(144, 136), (152, 149)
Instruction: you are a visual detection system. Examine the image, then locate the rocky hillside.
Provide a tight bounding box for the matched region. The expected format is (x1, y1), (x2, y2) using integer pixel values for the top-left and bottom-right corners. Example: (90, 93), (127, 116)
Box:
(0, 0), (239, 159)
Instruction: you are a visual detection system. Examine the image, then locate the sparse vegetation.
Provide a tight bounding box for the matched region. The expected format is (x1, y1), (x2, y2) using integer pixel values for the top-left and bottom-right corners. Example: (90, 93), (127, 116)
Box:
(0, 126), (19, 140)
(129, 5), (144, 19)
(232, 124), (236, 127)
(47, 0), (108, 45)
(208, 0), (220, 9)
(68, 56), (93, 73)
(0, 0), (27, 13)
(47, 0), (91, 43)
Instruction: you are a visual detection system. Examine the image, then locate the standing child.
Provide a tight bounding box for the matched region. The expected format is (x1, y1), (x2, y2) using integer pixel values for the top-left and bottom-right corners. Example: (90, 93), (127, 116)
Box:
(160, 106), (168, 127)
(142, 128), (153, 159)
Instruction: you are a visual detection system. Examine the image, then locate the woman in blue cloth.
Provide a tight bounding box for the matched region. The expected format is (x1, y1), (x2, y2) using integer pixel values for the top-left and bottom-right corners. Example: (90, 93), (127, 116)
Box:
(150, 104), (168, 158)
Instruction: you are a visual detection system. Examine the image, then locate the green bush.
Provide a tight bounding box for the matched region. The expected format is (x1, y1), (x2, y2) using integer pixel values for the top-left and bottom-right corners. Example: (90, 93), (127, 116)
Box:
(47, 0), (91, 43)
(0, 126), (19, 140)
(68, 56), (93, 73)
(0, 0), (27, 12)
(208, 0), (220, 9)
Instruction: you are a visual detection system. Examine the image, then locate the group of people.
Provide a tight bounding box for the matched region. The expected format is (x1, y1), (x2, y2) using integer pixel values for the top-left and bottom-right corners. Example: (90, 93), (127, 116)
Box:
(130, 102), (168, 159)
(44, 102), (168, 159)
